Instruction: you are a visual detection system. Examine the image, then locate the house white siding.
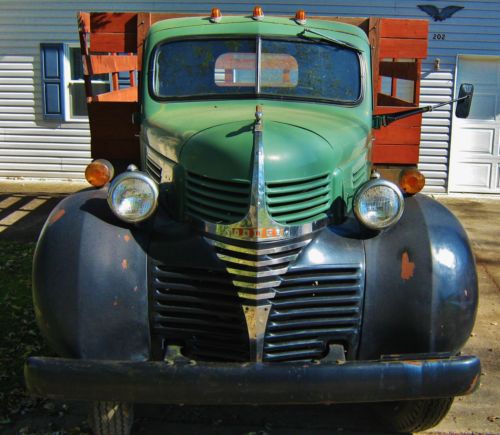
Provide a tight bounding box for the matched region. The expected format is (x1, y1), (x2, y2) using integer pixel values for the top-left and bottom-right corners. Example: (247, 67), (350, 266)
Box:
(1, 0), (499, 192)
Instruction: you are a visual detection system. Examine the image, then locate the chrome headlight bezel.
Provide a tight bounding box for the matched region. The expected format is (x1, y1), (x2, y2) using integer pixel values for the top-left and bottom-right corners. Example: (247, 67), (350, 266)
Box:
(353, 179), (404, 230)
(107, 170), (159, 223)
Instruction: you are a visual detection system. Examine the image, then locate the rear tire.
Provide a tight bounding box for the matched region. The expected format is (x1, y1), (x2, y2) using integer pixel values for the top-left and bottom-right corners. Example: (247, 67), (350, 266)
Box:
(89, 401), (134, 435)
(375, 397), (453, 432)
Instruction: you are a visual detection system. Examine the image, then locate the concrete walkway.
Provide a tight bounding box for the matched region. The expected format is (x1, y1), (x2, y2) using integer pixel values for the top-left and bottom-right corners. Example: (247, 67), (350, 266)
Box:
(0, 182), (498, 434)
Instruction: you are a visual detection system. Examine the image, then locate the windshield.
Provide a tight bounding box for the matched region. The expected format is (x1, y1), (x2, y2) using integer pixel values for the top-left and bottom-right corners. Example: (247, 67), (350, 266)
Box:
(153, 37), (361, 103)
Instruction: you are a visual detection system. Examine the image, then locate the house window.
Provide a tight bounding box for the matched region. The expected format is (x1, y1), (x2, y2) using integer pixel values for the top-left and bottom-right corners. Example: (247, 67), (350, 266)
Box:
(41, 43), (136, 122)
(64, 45), (110, 121)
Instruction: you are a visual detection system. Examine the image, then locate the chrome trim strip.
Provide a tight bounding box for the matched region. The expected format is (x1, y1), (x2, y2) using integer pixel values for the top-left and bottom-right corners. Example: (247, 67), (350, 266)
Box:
(243, 304), (271, 362)
(205, 237), (312, 255)
(217, 253), (299, 267)
(233, 280), (281, 290)
(226, 266), (290, 278)
(238, 292), (276, 300)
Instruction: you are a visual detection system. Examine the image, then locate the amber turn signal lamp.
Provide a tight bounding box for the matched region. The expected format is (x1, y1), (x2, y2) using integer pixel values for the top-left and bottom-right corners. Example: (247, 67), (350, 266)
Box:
(253, 6), (264, 20)
(210, 7), (222, 23)
(295, 9), (307, 24)
(399, 168), (426, 195)
(85, 159), (114, 187)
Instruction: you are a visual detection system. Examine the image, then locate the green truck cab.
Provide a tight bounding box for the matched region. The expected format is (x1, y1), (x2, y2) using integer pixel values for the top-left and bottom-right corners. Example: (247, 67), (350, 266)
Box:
(26, 9), (479, 434)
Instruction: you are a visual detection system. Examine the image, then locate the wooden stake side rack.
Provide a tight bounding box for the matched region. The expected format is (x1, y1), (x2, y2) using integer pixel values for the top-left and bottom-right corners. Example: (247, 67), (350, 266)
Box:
(77, 12), (428, 165)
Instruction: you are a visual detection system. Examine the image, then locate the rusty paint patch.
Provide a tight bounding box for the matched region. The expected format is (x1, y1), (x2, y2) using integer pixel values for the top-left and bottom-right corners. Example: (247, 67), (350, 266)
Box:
(124, 234), (131, 242)
(401, 251), (415, 280)
(49, 209), (65, 225)
(121, 259), (128, 270)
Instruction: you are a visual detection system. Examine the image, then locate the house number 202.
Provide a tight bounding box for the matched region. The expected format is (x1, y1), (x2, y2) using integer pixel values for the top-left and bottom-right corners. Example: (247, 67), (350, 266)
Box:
(433, 33), (446, 40)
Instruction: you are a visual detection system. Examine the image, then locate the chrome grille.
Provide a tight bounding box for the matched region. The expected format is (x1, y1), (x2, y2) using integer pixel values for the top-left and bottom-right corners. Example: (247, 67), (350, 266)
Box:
(263, 266), (363, 362)
(185, 171), (250, 224)
(205, 237), (312, 293)
(150, 263), (249, 362)
(146, 157), (162, 184)
(266, 174), (332, 225)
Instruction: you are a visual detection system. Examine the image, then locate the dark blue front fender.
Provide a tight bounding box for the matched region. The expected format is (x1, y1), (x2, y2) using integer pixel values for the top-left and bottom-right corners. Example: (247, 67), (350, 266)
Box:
(33, 188), (150, 360)
(360, 194), (478, 359)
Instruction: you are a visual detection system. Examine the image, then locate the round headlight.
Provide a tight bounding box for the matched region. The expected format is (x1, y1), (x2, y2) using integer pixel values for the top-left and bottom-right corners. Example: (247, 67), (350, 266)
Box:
(354, 179), (404, 230)
(107, 171), (159, 223)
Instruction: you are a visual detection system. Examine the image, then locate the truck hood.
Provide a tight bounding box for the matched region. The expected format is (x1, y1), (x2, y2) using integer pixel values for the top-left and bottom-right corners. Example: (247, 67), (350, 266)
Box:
(144, 100), (370, 182)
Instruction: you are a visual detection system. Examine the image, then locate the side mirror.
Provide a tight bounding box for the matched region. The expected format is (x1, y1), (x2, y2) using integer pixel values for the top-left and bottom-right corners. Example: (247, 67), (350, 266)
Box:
(455, 83), (474, 118)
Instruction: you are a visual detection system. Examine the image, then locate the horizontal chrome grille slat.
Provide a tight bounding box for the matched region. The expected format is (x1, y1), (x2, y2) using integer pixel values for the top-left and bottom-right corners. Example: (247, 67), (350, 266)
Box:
(265, 327), (358, 341)
(151, 261), (249, 362)
(263, 266), (363, 363)
(266, 173), (333, 225)
(270, 306), (360, 319)
(185, 171), (250, 224)
(205, 237), (312, 255)
(216, 253), (299, 267)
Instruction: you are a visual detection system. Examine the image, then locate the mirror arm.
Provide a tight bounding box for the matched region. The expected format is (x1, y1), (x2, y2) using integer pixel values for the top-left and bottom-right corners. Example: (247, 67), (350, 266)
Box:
(373, 95), (471, 129)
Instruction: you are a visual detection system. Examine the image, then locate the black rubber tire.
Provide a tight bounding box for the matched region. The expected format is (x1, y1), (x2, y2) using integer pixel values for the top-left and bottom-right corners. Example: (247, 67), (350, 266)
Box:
(89, 401), (134, 435)
(375, 397), (454, 432)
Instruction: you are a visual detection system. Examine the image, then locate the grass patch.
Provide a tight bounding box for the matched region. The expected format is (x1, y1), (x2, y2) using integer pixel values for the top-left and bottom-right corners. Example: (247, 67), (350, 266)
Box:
(0, 241), (47, 424)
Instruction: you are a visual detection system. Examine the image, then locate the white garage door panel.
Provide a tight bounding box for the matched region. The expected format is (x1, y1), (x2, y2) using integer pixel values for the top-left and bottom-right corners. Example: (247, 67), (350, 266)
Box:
(457, 129), (494, 154)
(449, 55), (500, 193)
(453, 162), (491, 188)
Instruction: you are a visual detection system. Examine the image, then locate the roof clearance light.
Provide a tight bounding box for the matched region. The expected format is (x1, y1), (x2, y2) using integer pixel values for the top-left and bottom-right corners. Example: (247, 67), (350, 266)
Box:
(210, 7), (222, 23)
(253, 6), (264, 20)
(399, 168), (426, 195)
(85, 159), (114, 187)
(295, 10), (307, 25)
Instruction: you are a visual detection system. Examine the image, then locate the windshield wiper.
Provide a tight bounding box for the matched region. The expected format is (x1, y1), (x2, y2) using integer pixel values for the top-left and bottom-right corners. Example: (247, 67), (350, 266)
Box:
(299, 28), (362, 53)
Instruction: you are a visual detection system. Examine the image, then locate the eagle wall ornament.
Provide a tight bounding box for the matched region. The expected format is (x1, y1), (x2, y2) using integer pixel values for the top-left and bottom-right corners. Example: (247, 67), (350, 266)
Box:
(417, 5), (464, 21)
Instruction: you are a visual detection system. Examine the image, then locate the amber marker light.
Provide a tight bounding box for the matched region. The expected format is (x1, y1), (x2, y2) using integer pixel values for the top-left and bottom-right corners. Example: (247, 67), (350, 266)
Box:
(295, 9), (307, 25)
(85, 159), (114, 187)
(210, 7), (222, 23)
(399, 168), (426, 195)
(253, 6), (264, 20)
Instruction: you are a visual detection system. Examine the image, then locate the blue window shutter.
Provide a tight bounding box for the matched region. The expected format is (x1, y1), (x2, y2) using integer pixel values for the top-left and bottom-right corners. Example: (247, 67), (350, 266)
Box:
(40, 43), (65, 120)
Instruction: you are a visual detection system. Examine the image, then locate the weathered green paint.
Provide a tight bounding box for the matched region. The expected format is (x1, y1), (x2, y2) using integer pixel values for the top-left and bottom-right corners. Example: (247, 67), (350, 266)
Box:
(141, 15), (372, 219)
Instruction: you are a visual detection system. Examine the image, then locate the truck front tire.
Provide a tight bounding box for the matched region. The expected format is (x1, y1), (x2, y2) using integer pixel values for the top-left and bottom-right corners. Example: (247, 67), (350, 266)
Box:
(89, 401), (134, 435)
(375, 397), (453, 432)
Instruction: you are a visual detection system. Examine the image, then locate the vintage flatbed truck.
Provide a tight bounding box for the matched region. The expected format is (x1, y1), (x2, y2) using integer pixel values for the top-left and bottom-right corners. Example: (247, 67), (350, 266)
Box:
(25, 7), (479, 434)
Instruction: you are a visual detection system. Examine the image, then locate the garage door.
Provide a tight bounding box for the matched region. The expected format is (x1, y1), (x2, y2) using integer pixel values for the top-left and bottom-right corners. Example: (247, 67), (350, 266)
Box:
(449, 56), (500, 193)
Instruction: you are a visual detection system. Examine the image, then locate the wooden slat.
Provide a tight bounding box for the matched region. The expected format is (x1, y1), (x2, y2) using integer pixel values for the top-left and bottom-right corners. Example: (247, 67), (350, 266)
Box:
(377, 94), (415, 107)
(379, 61), (418, 81)
(90, 13), (138, 34)
(368, 17), (381, 109)
(372, 145), (420, 164)
(77, 12), (93, 100)
(88, 55), (138, 75)
(137, 12), (151, 71)
(90, 33), (137, 53)
(374, 123), (421, 145)
(379, 38), (428, 59)
(379, 19), (428, 39)
(92, 87), (138, 102)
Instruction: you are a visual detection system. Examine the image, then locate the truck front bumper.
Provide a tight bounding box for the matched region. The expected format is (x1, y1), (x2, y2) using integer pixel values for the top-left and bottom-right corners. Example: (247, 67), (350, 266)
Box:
(25, 355), (480, 404)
